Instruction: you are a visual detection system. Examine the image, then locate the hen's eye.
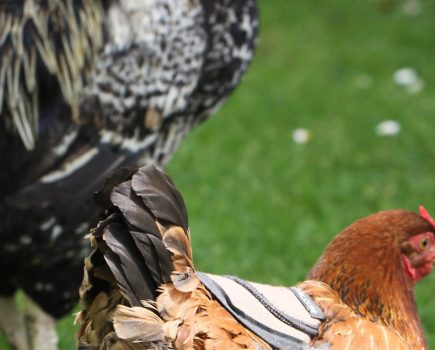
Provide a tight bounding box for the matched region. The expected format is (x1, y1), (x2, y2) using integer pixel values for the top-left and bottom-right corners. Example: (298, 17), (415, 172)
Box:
(419, 239), (429, 250)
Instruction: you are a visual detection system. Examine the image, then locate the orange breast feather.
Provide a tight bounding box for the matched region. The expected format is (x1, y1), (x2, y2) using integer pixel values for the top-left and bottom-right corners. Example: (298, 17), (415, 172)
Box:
(299, 281), (409, 350)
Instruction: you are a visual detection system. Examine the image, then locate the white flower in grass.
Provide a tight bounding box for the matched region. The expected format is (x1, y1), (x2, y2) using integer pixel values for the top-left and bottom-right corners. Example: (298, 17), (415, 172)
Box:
(375, 120), (401, 137)
(402, 0), (422, 16)
(394, 68), (418, 86)
(292, 128), (311, 144)
(406, 78), (424, 94)
(393, 67), (424, 94)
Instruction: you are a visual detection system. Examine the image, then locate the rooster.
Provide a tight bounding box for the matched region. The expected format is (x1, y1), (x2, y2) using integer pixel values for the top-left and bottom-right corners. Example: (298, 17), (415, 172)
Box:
(0, 1), (258, 349)
(77, 165), (435, 350)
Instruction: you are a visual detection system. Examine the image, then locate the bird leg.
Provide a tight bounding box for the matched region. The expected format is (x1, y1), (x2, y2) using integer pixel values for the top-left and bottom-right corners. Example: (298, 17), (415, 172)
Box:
(0, 295), (29, 350)
(24, 295), (58, 350)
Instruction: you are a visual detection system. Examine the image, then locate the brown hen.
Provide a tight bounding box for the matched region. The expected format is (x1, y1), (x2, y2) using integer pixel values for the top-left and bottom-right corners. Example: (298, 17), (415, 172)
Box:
(76, 166), (435, 350)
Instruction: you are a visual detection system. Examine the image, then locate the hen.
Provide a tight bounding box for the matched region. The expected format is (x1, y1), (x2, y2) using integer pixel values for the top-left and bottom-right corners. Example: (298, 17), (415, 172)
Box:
(0, 1), (258, 349)
(77, 165), (435, 350)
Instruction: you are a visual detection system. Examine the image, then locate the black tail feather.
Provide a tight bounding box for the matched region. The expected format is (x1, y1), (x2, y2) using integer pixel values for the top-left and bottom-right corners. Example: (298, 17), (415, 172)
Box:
(132, 166), (189, 230)
(110, 180), (161, 236)
(103, 247), (142, 306)
(102, 222), (158, 305)
(129, 231), (173, 284)
(89, 165), (189, 307)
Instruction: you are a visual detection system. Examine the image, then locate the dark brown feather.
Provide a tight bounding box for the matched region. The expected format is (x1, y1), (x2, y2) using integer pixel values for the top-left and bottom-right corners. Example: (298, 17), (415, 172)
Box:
(103, 247), (141, 307)
(102, 223), (160, 304)
(110, 180), (161, 236)
(132, 166), (189, 230)
(94, 166), (139, 209)
(129, 231), (173, 284)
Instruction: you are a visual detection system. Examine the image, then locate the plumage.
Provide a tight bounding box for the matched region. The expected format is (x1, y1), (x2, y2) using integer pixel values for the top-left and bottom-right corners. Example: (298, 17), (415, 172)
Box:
(110, 181), (159, 234)
(132, 168), (189, 230)
(78, 165), (435, 350)
(113, 304), (168, 343)
(298, 280), (410, 350)
(0, 0), (258, 348)
(77, 166), (269, 349)
(307, 209), (435, 349)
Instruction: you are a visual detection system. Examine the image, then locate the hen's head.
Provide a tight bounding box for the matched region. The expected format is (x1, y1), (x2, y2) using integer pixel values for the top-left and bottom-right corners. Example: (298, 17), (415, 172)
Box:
(309, 207), (435, 286)
(308, 207), (435, 345)
(400, 206), (435, 283)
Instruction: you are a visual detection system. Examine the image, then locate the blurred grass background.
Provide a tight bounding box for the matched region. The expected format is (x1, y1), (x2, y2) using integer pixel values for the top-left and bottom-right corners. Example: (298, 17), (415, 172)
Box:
(2, 0), (435, 348)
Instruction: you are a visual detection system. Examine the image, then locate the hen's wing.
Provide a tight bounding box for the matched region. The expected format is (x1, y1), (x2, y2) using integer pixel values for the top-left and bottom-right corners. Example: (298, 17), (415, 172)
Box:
(299, 281), (409, 350)
(77, 165), (269, 350)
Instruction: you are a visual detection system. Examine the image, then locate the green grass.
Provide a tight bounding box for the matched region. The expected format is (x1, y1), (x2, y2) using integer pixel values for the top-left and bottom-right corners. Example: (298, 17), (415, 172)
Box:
(3, 0), (435, 348)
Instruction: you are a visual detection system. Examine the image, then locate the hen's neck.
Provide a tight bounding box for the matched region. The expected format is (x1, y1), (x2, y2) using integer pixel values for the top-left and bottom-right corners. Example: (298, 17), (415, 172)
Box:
(309, 254), (427, 349)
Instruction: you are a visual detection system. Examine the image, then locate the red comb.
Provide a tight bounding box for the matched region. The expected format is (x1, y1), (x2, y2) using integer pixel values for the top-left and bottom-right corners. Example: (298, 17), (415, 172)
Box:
(419, 206), (435, 229)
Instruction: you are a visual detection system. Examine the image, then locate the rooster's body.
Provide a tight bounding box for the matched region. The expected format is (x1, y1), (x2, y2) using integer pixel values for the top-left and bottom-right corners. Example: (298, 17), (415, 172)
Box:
(0, 1), (258, 349)
(77, 166), (435, 350)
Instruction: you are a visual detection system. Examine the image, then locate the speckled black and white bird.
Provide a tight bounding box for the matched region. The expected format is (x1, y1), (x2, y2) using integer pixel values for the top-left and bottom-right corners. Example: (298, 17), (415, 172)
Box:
(0, 0), (258, 349)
